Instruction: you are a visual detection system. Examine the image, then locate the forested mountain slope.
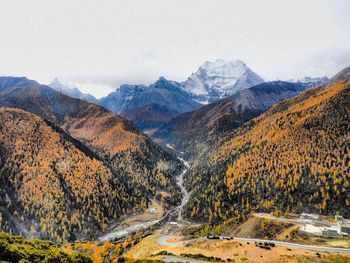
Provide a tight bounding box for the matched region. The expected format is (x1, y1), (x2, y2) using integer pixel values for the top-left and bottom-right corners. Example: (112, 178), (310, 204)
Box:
(0, 77), (182, 241)
(0, 108), (144, 242)
(0, 77), (182, 201)
(183, 66), (350, 223)
(155, 81), (311, 158)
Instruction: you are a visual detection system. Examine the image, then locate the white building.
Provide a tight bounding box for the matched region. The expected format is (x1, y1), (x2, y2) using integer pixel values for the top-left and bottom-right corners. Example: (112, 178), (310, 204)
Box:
(336, 215), (350, 235)
(300, 214), (350, 236)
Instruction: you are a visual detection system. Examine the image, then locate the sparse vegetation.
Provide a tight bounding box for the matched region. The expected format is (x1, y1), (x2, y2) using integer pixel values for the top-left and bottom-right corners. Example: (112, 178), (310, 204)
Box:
(255, 241), (275, 250)
(180, 252), (226, 262)
(153, 250), (175, 256)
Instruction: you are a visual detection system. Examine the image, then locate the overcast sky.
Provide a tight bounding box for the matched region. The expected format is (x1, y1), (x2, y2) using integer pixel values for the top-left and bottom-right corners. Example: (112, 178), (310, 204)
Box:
(0, 0), (349, 98)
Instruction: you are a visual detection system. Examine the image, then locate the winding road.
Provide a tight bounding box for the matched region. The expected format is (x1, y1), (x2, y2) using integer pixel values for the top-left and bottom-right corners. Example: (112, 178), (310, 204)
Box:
(215, 236), (350, 254)
(162, 256), (207, 263)
(99, 147), (350, 257)
(157, 235), (350, 254)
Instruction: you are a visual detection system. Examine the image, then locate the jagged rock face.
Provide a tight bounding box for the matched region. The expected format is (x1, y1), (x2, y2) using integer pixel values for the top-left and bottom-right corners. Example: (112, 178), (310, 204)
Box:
(182, 59), (265, 103)
(99, 83), (148, 114)
(99, 77), (201, 115)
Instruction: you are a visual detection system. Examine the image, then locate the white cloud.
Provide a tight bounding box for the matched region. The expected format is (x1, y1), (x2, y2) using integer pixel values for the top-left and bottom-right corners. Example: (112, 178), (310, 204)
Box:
(0, 0), (349, 97)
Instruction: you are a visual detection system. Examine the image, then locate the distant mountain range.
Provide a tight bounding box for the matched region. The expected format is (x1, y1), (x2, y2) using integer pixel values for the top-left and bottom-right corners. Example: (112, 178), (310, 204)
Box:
(99, 77), (201, 130)
(99, 77), (201, 114)
(287, 76), (329, 86)
(50, 60), (328, 132)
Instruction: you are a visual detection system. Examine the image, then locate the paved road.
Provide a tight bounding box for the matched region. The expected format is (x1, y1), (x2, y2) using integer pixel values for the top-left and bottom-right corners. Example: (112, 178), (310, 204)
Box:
(157, 235), (187, 247)
(162, 255), (207, 263)
(156, 233), (350, 254)
(214, 236), (350, 254)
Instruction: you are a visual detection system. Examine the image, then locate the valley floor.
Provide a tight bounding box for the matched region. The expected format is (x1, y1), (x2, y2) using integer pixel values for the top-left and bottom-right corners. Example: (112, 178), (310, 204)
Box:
(116, 198), (350, 262)
(126, 228), (350, 263)
(98, 152), (350, 263)
(99, 154), (191, 242)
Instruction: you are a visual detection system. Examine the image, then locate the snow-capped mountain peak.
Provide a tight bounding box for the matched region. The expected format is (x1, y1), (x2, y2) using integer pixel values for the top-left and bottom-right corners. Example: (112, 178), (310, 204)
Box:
(50, 78), (80, 94)
(182, 59), (264, 103)
(200, 59), (248, 78)
(288, 76), (329, 85)
(49, 78), (97, 103)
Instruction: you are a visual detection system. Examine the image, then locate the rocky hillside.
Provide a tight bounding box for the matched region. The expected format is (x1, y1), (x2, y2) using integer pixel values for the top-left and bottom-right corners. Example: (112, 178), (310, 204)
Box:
(182, 66), (350, 223)
(121, 103), (179, 131)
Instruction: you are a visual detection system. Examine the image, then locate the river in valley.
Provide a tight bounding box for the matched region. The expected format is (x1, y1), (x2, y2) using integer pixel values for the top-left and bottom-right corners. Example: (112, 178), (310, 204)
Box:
(99, 152), (190, 242)
(175, 157), (190, 222)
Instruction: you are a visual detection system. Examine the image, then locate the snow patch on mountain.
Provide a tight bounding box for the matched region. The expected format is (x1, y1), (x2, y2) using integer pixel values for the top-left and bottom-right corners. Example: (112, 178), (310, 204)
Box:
(287, 76), (329, 87)
(202, 59), (247, 78)
(182, 59), (264, 103)
(49, 79), (97, 103)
